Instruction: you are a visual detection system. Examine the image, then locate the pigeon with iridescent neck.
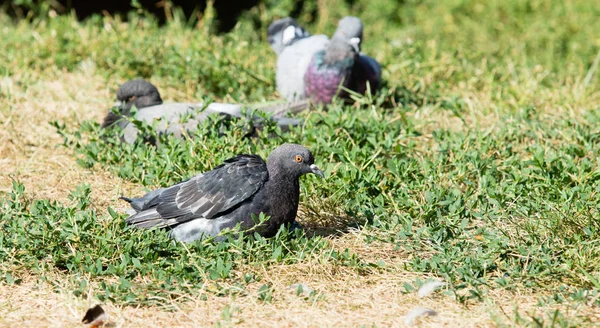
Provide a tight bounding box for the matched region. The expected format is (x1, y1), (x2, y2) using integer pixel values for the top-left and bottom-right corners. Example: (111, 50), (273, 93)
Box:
(275, 21), (329, 101)
(273, 16), (381, 103)
(304, 16), (381, 104)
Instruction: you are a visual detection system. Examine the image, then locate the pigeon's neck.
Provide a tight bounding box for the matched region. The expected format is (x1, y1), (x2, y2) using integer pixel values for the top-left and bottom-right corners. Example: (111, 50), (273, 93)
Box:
(266, 164), (300, 197)
(323, 37), (356, 65)
(264, 164), (300, 225)
(266, 163), (300, 184)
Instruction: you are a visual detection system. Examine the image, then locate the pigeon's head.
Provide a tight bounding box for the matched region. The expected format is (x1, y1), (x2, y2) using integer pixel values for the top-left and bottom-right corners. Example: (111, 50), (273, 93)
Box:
(101, 79), (163, 129)
(116, 79), (163, 113)
(267, 17), (309, 54)
(268, 143), (324, 178)
(324, 17), (363, 63)
(333, 16), (364, 53)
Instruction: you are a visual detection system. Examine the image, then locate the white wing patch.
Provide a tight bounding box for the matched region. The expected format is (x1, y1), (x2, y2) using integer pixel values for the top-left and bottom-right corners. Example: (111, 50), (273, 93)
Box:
(282, 25), (297, 45)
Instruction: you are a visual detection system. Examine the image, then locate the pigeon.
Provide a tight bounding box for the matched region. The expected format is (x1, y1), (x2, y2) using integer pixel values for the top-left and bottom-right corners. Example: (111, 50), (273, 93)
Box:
(101, 79), (308, 144)
(274, 16), (381, 103)
(275, 22), (330, 101)
(267, 17), (310, 55)
(304, 16), (382, 104)
(121, 143), (324, 242)
(101, 79), (163, 130)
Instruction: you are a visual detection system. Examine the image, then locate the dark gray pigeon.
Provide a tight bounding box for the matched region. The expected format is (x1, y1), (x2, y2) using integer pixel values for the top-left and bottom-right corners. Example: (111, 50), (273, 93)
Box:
(267, 17), (310, 55)
(275, 16), (381, 103)
(102, 79), (308, 144)
(121, 143), (324, 242)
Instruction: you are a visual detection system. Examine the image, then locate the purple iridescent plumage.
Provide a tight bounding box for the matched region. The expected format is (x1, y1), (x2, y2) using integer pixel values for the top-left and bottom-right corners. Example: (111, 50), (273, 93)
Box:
(302, 16), (381, 104)
(304, 52), (355, 104)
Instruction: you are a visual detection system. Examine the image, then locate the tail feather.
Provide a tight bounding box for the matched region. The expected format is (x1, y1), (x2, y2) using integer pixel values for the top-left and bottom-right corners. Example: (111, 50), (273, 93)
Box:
(119, 196), (133, 203)
(119, 188), (165, 212)
(121, 194), (178, 229)
(125, 208), (177, 229)
(120, 196), (144, 212)
(207, 99), (311, 120)
(205, 101), (308, 130)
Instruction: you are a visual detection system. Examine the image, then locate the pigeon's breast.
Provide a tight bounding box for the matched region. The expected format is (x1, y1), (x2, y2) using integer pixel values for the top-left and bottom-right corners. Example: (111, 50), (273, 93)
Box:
(262, 177), (300, 236)
(304, 57), (349, 104)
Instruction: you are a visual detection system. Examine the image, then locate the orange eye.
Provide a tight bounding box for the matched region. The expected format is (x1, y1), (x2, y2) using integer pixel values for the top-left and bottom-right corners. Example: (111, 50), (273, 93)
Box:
(294, 155), (303, 163)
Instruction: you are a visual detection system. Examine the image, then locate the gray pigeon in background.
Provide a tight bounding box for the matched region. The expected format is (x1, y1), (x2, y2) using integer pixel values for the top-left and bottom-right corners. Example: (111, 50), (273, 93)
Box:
(304, 16), (382, 104)
(274, 16), (381, 103)
(275, 21), (329, 101)
(102, 79), (308, 144)
(267, 17), (310, 55)
(101, 79), (162, 130)
(121, 143), (324, 242)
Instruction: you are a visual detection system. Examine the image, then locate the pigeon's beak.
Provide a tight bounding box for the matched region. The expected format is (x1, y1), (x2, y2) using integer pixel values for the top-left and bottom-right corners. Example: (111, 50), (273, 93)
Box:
(349, 37), (361, 53)
(310, 164), (325, 178)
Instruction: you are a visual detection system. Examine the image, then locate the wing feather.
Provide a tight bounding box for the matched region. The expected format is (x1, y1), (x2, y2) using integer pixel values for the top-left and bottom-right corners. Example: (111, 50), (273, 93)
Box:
(351, 55), (382, 95)
(156, 154), (268, 222)
(125, 154), (268, 229)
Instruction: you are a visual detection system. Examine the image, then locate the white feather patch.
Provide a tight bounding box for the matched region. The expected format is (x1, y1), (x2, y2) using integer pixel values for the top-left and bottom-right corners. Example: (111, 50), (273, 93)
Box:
(171, 218), (219, 242)
(282, 25), (296, 45)
(417, 280), (446, 298)
(404, 307), (437, 326)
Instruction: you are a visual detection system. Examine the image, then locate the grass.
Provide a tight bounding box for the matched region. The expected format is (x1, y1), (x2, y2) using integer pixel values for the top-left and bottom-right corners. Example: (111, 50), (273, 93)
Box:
(1, 0), (600, 326)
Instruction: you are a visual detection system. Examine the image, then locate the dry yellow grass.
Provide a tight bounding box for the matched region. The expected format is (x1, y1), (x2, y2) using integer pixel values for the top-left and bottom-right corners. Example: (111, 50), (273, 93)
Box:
(2, 257), (598, 327)
(1, 70), (598, 327)
(0, 70), (144, 206)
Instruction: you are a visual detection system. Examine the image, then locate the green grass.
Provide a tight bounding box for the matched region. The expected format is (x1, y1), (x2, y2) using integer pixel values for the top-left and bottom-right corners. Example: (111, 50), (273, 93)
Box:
(1, 0), (600, 325)
(1, 181), (358, 306)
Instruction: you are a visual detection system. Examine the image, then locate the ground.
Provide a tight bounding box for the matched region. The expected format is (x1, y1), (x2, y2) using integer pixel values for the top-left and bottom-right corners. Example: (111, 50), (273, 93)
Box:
(1, 0), (600, 327)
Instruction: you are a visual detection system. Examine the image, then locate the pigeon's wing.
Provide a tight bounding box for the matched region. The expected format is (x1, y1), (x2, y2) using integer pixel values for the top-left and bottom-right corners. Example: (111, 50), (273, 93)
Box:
(117, 103), (207, 143)
(351, 55), (382, 95)
(156, 155), (268, 220)
(360, 54), (382, 82)
(125, 155), (268, 228)
(268, 18), (311, 55)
